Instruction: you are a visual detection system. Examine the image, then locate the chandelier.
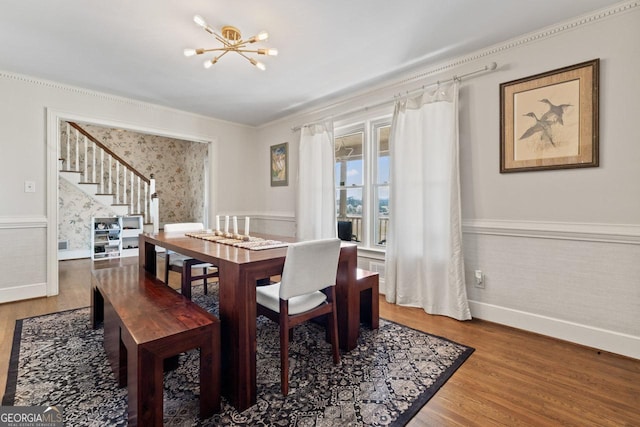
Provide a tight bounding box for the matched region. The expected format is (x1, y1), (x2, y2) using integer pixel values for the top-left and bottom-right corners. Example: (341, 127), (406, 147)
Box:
(183, 15), (278, 71)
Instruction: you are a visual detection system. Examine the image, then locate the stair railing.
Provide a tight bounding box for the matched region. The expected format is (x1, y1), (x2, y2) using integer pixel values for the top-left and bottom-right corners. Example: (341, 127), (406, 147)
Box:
(61, 121), (157, 227)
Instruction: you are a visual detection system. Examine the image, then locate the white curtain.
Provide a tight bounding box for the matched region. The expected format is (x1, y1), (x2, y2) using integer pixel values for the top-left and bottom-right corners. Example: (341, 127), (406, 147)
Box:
(296, 121), (336, 241)
(385, 82), (471, 321)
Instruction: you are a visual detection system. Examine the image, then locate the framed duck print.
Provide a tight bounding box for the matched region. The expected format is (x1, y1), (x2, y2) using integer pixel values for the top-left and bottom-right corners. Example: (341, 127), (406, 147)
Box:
(500, 59), (599, 173)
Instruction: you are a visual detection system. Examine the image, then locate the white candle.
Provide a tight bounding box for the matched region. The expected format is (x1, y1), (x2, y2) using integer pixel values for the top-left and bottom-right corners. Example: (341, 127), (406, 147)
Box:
(215, 215), (220, 231)
(233, 216), (238, 234)
(244, 216), (250, 236)
(225, 215), (229, 233)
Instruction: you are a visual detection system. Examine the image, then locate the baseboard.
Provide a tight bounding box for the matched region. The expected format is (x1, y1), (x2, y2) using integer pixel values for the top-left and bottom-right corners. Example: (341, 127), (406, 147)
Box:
(58, 249), (90, 260)
(0, 283), (47, 304)
(469, 300), (640, 360)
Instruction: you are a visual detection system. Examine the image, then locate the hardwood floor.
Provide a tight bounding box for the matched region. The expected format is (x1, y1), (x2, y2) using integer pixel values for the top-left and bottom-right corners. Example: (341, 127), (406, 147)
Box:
(1, 258), (638, 426)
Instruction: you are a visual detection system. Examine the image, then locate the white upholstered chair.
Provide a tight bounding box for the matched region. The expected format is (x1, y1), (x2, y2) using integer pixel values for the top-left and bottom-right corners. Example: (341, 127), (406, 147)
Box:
(256, 238), (341, 396)
(163, 222), (218, 299)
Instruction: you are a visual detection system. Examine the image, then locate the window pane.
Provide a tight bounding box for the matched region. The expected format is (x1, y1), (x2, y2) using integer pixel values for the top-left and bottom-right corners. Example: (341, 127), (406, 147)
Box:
(336, 187), (363, 241)
(376, 125), (390, 185)
(335, 132), (363, 186)
(375, 185), (389, 246)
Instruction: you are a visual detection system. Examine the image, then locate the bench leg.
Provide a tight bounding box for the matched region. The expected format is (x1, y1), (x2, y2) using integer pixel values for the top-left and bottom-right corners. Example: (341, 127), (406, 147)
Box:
(369, 277), (379, 329)
(199, 326), (221, 417)
(357, 274), (380, 331)
(124, 334), (164, 427)
(103, 301), (126, 387)
(363, 289), (379, 330)
(360, 288), (373, 327)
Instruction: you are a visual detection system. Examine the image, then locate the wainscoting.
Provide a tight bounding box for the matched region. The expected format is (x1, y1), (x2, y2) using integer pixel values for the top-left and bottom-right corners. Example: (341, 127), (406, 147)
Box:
(462, 219), (640, 359)
(0, 217), (48, 303)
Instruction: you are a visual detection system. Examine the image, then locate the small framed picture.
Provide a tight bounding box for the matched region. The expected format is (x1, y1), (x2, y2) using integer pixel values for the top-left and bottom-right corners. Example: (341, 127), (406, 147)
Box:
(500, 59), (599, 173)
(270, 142), (288, 186)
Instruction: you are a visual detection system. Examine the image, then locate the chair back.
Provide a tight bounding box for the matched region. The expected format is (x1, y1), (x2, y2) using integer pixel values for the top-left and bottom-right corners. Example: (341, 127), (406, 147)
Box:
(164, 222), (204, 233)
(279, 238), (341, 300)
(337, 221), (353, 241)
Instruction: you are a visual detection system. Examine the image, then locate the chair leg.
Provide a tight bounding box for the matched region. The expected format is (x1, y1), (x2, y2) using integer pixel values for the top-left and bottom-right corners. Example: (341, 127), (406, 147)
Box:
(164, 253), (170, 285)
(280, 320), (290, 396)
(328, 306), (340, 365)
(203, 267), (208, 295)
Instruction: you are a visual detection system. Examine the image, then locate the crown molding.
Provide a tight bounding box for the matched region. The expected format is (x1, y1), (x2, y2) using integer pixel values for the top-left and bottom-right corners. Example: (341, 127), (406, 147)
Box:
(0, 70), (252, 129)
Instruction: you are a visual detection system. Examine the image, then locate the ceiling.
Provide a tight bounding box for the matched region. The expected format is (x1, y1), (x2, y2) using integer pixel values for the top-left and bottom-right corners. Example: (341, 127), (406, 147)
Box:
(0, 0), (622, 126)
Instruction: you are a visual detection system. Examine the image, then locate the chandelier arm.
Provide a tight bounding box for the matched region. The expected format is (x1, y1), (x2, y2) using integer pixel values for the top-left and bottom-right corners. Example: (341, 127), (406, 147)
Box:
(198, 47), (232, 54)
(213, 34), (235, 48)
(209, 31), (249, 50)
(236, 51), (254, 62)
(224, 40), (250, 50)
(215, 50), (231, 60)
(236, 50), (265, 69)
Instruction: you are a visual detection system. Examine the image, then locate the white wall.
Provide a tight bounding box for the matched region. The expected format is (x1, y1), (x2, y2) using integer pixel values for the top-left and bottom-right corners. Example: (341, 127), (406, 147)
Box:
(252, 3), (640, 358)
(0, 73), (255, 303)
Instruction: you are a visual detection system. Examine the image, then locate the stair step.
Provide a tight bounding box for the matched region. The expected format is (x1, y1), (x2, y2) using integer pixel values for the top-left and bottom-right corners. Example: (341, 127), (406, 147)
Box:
(96, 193), (115, 196)
(79, 182), (100, 185)
(112, 204), (129, 206)
(60, 170), (81, 174)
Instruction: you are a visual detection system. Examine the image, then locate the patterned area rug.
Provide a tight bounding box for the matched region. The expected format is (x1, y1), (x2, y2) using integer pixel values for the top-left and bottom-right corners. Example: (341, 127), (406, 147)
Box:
(3, 285), (473, 426)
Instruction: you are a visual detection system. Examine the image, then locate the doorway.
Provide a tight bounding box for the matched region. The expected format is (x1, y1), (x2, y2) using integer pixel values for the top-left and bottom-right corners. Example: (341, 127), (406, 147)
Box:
(47, 109), (217, 297)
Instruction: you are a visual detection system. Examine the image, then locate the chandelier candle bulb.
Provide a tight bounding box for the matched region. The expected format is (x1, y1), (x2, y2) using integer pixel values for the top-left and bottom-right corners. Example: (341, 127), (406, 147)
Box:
(193, 15), (206, 27)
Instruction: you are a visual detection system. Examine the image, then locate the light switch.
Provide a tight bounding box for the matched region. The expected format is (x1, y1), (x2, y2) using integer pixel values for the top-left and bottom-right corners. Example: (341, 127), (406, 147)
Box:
(24, 181), (36, 193)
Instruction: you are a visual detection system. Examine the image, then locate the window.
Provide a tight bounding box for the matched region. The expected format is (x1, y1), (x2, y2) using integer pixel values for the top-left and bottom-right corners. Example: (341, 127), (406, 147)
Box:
(335, 118), (390, 249)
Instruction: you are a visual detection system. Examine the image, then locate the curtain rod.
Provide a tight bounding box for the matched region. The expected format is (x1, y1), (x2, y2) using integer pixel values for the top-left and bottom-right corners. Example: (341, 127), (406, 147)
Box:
(292, 62), (498, 132)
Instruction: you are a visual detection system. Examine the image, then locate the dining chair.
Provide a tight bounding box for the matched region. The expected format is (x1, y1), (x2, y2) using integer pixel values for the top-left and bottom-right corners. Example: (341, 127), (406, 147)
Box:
(163, 222), (218, 297)
(256, 238), (341, 396)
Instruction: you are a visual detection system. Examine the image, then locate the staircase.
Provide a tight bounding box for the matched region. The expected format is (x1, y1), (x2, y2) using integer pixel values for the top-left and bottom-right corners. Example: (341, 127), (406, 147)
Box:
(60, 122), (158, 231)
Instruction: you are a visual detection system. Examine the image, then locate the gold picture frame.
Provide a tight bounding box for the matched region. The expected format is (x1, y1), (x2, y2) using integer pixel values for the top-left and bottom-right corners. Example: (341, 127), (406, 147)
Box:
(270, 142), (288, 186)
(500, 59), (599, 173)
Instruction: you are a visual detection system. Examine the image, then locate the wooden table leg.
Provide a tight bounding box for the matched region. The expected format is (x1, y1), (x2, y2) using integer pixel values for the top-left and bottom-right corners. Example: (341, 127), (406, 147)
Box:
(90, 280), (104, 329)
(218, 261), (257, 411)
(140, 235), (156, 275)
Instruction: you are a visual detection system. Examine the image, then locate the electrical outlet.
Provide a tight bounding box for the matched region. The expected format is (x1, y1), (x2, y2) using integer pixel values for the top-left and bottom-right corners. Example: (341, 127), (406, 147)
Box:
(24, 181), (36, 193)
(474, 270), (485, 288)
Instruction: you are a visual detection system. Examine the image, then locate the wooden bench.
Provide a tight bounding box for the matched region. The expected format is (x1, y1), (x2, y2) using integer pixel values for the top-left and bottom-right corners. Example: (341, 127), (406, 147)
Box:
(356, 268), (379, 330)
(91, 265), (220, 426)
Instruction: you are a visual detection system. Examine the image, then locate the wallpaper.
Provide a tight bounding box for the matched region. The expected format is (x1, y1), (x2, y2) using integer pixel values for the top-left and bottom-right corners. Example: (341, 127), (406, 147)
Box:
(59, 122), (208, 254)
(58, 177), (119, 251)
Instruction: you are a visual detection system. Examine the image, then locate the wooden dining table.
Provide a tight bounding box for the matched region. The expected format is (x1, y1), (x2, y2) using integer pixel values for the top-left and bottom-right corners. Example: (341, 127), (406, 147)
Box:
(138, 231), (361, 411)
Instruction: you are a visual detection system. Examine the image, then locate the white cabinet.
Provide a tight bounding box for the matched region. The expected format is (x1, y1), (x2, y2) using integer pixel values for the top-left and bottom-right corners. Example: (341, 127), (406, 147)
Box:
(92, 215), (143, 260)
(121, 215), (143, 258)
